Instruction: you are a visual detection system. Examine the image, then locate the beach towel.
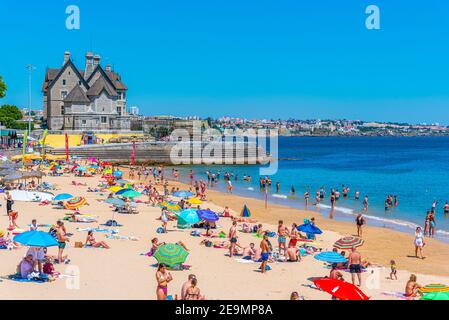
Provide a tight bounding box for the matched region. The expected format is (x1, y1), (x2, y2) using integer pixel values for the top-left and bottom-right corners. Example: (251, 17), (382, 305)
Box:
(236, 258), (255, 264)
(7, 274), (48, 283)
(381, 291), (413, 300)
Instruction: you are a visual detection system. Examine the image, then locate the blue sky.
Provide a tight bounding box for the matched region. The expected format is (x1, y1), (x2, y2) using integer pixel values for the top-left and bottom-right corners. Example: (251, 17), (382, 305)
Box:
(0, 0), (448, 124)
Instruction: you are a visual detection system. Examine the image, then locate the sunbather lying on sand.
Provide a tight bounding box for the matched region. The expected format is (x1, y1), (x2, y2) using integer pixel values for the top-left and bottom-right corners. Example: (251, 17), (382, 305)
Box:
(85, 231), (110, 249)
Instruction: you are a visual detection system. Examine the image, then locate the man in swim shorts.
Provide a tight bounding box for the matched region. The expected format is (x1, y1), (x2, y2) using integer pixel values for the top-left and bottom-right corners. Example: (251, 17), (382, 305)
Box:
(348, 246), (362, 286)
(260, 234), (270, 274)
(277, 220), (289, 256)
(228, 221), (238, 258)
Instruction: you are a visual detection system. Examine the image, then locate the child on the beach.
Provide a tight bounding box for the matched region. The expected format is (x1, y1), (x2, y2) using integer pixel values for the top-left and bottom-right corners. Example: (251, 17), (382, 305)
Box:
(390, 260), (398, 280)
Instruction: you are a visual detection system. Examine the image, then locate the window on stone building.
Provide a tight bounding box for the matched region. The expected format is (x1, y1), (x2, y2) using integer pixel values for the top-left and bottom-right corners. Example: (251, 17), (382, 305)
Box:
(101, 116), (107, 124)
(61, 106), (65, 115)
(61, 91), (68, 99)
(117, 107), (121, 115)
(62, 79), (66, 85)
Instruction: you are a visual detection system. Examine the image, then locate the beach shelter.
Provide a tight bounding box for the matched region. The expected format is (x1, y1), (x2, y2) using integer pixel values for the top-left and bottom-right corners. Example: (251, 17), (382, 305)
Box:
(65, 197), (87, 210)
(160, 201), (181, 212)
(108, 186), (123, 193)
(419, 284), (449, 293)
(153, 243), (189, 267)
(115, 188), (133, 195)
(313, 278), (370, 300)
(241, 204), (251, 217)
(102, 173), (115, 180)
(113, 170), (123, 178)
(172, 190), (194, 198)
(13, 230), (58, 247)
(187, 198), (202, 205)
(196, 209), (219, 222)
(420, 292), (449, 300)
(53, 193), (74, 201)
(75, 166), (87, 172)
(178, 209), (201, 224)
(314, 251), (347, 264)
(333, 236), (364, 250)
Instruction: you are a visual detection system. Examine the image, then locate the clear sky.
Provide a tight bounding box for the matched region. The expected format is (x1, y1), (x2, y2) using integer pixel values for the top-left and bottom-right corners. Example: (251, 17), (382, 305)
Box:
(0, 0), (448, 124)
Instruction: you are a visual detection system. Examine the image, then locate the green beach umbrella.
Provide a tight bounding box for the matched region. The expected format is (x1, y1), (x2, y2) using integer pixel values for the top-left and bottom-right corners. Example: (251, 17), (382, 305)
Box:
(420, 291), (449, 300)
(120, 190), (141, 198)
(153, 243), (189, 267)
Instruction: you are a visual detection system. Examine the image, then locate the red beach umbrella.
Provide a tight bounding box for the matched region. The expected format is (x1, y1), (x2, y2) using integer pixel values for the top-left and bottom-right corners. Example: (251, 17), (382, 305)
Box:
(313, 278), (370, 300)
(333, 236), (364, 250)
(102, 174), (115, 180)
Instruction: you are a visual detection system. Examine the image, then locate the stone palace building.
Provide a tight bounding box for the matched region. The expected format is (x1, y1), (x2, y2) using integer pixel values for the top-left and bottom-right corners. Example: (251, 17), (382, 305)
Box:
(42, 51), (130, 131)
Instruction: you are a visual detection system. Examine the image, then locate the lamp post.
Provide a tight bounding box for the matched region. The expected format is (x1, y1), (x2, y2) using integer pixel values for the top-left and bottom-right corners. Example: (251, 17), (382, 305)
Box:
(26, 64), (36, 134)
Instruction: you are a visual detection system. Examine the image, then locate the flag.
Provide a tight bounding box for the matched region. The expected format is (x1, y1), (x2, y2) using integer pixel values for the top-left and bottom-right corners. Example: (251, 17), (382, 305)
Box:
(22, 130), (28, 167)
(65, 133), (69, 161)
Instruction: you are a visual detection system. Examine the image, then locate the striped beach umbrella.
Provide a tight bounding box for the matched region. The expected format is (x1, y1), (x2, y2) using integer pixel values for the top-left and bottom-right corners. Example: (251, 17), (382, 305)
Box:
(153, 243), (189, 267)
(419, 284), (449, 293)
(66, 197), (87, 210)
(333, 236), (364, 250)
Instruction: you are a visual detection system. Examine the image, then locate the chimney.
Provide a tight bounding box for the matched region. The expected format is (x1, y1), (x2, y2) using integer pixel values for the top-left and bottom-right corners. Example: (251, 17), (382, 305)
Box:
(63, 51), (71, 65)
(105, 64), (111, 72)
(84, 52), (94, 80)
(93, 54), (101, 67)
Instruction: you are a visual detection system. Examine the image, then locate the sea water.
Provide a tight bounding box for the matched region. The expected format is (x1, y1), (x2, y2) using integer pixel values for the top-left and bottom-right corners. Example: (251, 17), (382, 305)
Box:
(177, 136), (449, 242)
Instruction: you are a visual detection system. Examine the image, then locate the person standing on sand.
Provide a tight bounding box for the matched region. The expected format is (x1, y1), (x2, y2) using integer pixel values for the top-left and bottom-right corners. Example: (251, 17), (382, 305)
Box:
(56, 221), (69, 264)
(156, 264), (173, 300)
(304, 191), (309, 207)
(181, 274), (196, 299)
(414, 227), (425, 259)
(228, 221), (238, 258)
(260, 234), (270, 274)
(277, 220), (289, 256)
(347, 246), (362, 287)
(355, 213), (365, 237)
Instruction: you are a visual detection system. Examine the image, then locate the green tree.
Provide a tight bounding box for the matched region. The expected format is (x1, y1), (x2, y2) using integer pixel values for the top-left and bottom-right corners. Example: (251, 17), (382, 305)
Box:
(0, 104), (22, 120)
(0, 76), (6, 98)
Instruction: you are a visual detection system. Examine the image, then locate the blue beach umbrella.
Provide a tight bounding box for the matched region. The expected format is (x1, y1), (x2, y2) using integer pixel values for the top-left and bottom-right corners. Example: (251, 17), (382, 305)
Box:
(75, 166), (87, 172)
(115, 188), (134, 195)
(113, 170), (123, 177)
(297, 223), (323, 235)
(172, 190), (194, 198)
(178, 209), (201, 224)
(53, 193), (74, 201)
(116, 179), (129, 184)
(314, 251), (347, 263)
(104, 198), (126, 207)
(196, 209), (219, 222)
(13, 231), (58, 247)
(90, 164), (99, 169)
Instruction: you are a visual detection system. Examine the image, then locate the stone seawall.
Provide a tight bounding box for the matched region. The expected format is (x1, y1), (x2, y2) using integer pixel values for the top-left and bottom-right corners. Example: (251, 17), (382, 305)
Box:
(47, 141), (269, 165)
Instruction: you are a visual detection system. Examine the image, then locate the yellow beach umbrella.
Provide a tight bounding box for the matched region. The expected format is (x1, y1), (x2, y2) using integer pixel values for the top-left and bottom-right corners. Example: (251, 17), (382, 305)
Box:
(187, 198), (202, 205)
(108, 186), (123, 193)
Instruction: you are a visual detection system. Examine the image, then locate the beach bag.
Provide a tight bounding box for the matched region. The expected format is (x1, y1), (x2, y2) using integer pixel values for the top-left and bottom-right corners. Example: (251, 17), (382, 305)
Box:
(205, 240), (212, 247)
(74, 241), (84, 248)
(48, 227), (57, 239)
(156, 227), (165, 234)
(190, 230), (201, 237)
(105, 219), (119, 227)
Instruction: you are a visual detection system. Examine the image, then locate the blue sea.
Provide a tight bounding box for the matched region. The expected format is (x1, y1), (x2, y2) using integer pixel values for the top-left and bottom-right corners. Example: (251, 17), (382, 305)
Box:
(177, 136), (449, 242)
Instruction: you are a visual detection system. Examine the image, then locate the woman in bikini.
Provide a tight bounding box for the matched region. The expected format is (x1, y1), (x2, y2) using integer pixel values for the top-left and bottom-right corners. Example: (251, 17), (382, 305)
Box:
(156, 264), (173, 300)
(184, 277), (202, 300)
(85, 231), (110, 249)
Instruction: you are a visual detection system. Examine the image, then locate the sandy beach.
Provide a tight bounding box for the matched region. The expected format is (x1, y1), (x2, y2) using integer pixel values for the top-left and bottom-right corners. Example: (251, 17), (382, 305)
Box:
(1, 167), (448, 300)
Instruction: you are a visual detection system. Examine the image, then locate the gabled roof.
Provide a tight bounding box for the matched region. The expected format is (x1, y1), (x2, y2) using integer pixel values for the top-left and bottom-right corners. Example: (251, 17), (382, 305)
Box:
(43, 60), (89, 93)
(64, 85), (90, 103)
(105, 70), (127, 90)
(86, 76), (118, 97)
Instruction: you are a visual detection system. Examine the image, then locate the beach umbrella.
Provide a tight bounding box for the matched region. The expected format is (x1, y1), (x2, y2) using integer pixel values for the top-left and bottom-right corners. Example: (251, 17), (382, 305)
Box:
(120, 190), (141, 198)
(75, 166), (87, 172)
(113, 170), (123, 177)
(419, 284), (449, 293)
(178, 209), (201, 224)
(102, 173), (115, 180)
(172, 190), (194, 198)
(2, 172), (23, 181)
(313, 278), (369, 300)
(420, 292), (449, 300)
(115, 188), (134, 195)
(108, 186), (123, 193)
(66, 196), (87, 209)
(160, 201), (181, 212)
(53, 193), (74, 201)
(314, 251), (347, 263)
(187, 198), (202, 205)
(0, 169), (15, 177)
(153, 243), (189, 267)
(103, 169), (113, 174)
(333, 236), (364, 250)
(297, 223), (323, 235)
(104, 198), (126, 207)
(13, 230), (58, 247)
(90, 164), (99, 169)
(196, 209), (219, 222)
